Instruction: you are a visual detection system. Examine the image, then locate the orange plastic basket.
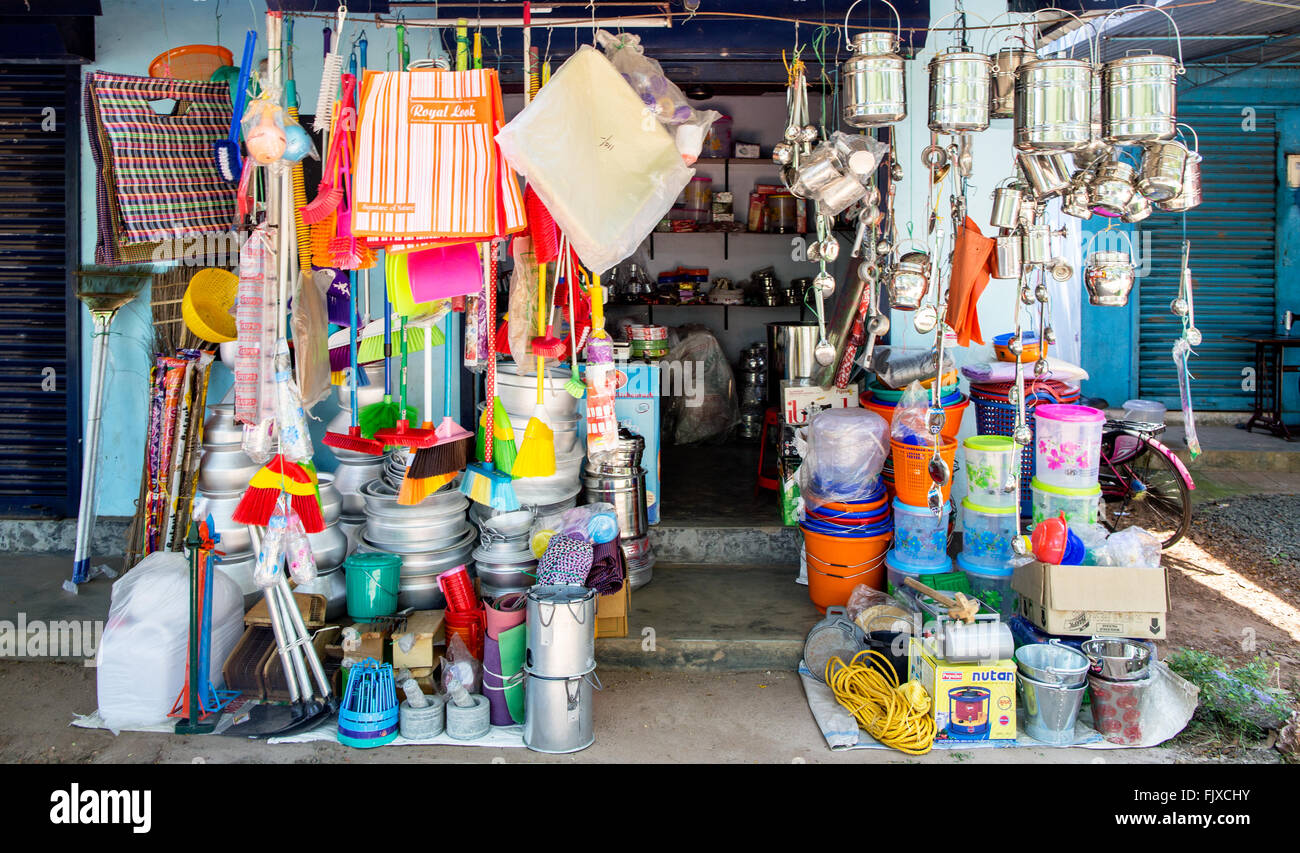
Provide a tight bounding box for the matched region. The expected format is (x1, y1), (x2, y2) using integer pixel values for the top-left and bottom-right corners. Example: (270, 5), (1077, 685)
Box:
(149, 45), (235, 81)
(891, 437), (958, 507)
(863, 396), (970, 443)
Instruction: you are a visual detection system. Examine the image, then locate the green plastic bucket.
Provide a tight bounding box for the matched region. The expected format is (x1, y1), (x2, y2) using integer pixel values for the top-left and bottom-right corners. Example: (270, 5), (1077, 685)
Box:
(345, 553), (402, 619)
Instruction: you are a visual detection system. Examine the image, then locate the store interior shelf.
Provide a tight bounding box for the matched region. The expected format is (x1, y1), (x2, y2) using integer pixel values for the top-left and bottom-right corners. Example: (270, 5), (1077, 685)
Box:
(606, 300), (805, 330)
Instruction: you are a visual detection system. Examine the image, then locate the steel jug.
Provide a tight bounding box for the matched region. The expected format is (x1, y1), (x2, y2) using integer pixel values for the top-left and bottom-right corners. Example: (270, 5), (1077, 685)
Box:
(886, 248), (931, 310)
(1084, 232), (1137, 307)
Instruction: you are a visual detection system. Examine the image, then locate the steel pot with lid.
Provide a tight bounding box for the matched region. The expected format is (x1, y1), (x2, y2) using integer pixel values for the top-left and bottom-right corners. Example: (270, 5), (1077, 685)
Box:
(1100, 6), (1184, 143)
(1157, 124), (1202, 212)
(991, 231), (1024, 279)
(990, 46), (1037, 120)
(1017, 152), (1072, 200)
(1088, 158), (1137, 217)
(928, 46), (993, 133)
(841, 0), (907, 128)
(1014, 57), (1094, 153)
(1137, 139), (1188, 202)
(1084, 231), (1137, 307)
(886, 245), (930, 310)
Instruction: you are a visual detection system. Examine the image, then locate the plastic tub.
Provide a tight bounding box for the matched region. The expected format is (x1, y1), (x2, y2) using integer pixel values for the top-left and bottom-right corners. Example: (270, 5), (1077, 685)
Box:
(864, 394), (968, 444)
(955, 554), (1016, 619)
(891, 438), (959, 507)
(891, 498), (952, 567)
(802, 521), (891, 613)
(885, 550), (953, 605)
(1030, 477), (1101, 528)
(959, 498), (1020, 571)
(1033, 404), (1105, 489)
(963, 435), (1019, 509)
(1121, 399), (1165, 425)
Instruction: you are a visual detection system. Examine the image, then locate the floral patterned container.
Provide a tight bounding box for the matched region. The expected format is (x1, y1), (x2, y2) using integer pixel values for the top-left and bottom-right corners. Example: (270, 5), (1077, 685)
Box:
(1033, 404), (1105, 490)
(1030, 477), (1101, 528)
(891, 498), (952, 568)
(955, 553), (1016, 619)
(963, 435), (1018, 509)
(959, 498), (1020, 571)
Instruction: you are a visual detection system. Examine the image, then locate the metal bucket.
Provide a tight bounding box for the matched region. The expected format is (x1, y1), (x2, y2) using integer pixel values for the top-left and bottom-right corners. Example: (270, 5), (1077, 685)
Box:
(1019, 672), (1087, 745)
(1080, 636), (1152, 681)
(522, 669), (601, 753)
(928, 48), (992, 133)
(990, 46), (1035, 119)
(1102, 55), (1179, 143)
(991, 232), (1023, 279)
(1158, 123), (1202, 212)
(1137, 139), (1188, 202)
(583, 467), (648, 540)
(989, 179), (1026, 230)
(1014, 58), (1093, 153)
(526, 585), (597, 678)
(1015, 640), (1090, 686)
(766, 321), (822, 409)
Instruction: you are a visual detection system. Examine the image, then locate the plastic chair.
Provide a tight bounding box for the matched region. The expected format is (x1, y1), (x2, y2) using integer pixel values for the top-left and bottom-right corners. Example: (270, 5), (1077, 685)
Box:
(755, 407), (781, 496)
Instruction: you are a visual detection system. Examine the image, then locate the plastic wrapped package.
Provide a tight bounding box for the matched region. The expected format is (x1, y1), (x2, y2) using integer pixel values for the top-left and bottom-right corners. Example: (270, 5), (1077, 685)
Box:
(96, 552), (244, 731)
(559, 503), (619, 544)
(846, 585), (912, 634)
(870, 346), (955, 390)
(441, 634), (482, 698)
(594, 30), (719, 164)
(663, 325), (739, 445)
(290, 270), (331, 410)
(507, 238), (547, 372)
(1102, 526), (1162, 568)
(799, 408), (889, 508)
(495, 46), (694, 274)
(890, 381), (932, 445)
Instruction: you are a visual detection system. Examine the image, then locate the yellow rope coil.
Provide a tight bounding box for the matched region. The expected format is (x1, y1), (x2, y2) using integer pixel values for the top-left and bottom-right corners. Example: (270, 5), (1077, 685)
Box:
(825, 649), (937, 755)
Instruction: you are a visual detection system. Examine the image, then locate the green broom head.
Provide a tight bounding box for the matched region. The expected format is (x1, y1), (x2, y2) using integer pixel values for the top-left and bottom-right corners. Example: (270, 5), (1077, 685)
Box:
(491, 396), (518, 476)
(511, 405), (555, 479)
(564, 370), (586, 399)
(356, 320), (443, 365)
(358, 396), (419, 439)
(460, 461), (521, 511)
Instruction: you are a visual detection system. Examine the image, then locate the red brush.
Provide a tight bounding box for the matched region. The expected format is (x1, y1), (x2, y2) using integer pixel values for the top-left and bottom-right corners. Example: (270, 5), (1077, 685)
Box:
(232, 455), (325, 533)
(524, 185), (559, 264)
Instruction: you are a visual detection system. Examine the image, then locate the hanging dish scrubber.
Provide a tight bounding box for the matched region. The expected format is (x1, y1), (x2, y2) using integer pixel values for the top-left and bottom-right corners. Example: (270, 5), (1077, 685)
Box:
(313, 7), (347, 134)
(214, 30), (256, 182)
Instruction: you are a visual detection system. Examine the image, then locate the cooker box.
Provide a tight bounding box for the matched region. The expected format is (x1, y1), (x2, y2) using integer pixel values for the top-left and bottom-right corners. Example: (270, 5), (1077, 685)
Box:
(908, 637), (1017, 741)
(1012, 561), (1169, 639)
(390, 610), (446, 671)
(781, 381), (860, 425)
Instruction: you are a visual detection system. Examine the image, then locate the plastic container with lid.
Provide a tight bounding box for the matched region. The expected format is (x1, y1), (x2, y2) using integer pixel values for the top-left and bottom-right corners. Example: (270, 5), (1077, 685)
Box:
(885, 550), (953, 606)
(963, 435), (1019, 509)
(1033, 404), (1105, 490)
(955, 553), (1016, 619)
(891, 498), (952, 568)
(1121, 399), (1166, 425)
(1030, 477), (1101, 528)
(959, 498), (1020, 571)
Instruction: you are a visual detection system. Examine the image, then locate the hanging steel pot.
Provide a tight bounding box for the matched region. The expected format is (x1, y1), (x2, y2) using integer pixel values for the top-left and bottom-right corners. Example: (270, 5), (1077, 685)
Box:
(1100, 6), (1184, 143)
(990, 46), (1037, 120)
(929, 46), (993, 133)
(1017, 152), (1072, 200)
(841, 0), (907, 128)
(989, 178), (1028, 230)
(1137, 138), (1189, 202)
(1084, 231), (1137, 307)
(1088, 159), (1137, 217)
(992, 231), (1024, 279)
(1061, 177), (1094, 220)
(1121, 190), (1153, 223)
(886, 247), (930, 310)
(1022, 223), (1054, 267)
(1014, 58), (1094, 153)
(1157, 124), (1202, 212)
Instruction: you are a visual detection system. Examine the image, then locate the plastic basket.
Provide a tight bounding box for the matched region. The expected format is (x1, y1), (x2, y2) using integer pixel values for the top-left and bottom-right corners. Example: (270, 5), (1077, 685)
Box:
(891, 437), (958, 507)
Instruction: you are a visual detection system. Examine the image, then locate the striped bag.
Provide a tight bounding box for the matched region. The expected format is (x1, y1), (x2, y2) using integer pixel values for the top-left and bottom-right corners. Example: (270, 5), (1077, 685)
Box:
(351, 68), (525, 242)
(86, 72), (235, 244)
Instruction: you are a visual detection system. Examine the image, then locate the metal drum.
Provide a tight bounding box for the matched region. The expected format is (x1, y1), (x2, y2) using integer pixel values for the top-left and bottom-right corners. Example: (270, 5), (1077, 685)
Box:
(522, 670), (600, 754)
(990, 46), (1036, 119)
(526, 585), (597, 678)
(583, 467), (649, 540)
(841, 2), (907, 128)
(1014, 58), (1093, 153)
(929, 47), (993, 133)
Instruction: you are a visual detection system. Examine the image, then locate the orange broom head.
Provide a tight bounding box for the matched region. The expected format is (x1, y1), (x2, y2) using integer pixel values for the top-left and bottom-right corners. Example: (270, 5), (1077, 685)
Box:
(397, 469), (457, 506)
(524, 185), (559, 264)
(323, 425), (384, 456)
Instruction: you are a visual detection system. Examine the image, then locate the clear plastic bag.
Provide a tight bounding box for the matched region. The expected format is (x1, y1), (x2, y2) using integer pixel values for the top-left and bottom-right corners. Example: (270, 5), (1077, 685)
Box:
(663, 325), (739, 445)
(95, 552), (244, 731)
(507, 238), (545, 371)
(291, 270), (332, 410)
(284, 511), (317, 585)
(559, 503), (619, 544)
(595, 30), (720, 165)
(870, 346), (954, 390)
(273, 339), (314, 462)
(441, 634), (482, 699)
(1103, 526), (1162, 568)
(799, 407), (888, 509)
(890, 381), (932, 445)
(254, 512), (286, 589)
(496, 46), (694, 275)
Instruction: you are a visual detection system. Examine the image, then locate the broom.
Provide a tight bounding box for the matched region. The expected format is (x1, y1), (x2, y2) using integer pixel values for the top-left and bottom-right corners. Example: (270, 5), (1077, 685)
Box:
(399, 310), (472, 504)
(511, 256), (556, 478)
(584, 272), (620, 457)
(557, 239), (586, 398)
(374, 318), (439, 449)
(462, 243), (520, 511)
(231, 454), (325, 533)
(323, 270), (383, 455)
(358, 281), (417, 438)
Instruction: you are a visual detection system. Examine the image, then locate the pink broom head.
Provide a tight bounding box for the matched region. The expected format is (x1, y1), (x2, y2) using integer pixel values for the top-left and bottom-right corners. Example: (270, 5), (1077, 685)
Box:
(300, 180), (342, 224)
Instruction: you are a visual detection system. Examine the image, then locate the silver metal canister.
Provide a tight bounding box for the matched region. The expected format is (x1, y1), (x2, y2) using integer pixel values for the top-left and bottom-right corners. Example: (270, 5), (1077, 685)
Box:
(525, 585), (597, 678)
(990, 46), (1036, 120)
(1014, 58), (1093, 153)
(928, 47), (993, 133)
(841, 5), (907, 128)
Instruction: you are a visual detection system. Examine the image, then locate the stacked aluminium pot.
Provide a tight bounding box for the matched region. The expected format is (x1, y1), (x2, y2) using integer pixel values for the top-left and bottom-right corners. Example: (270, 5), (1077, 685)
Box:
(472, 510), (538, 601)
(584, 431), (654, 590)
(523, 585), (601, 753)
(325, 364), (386, 543)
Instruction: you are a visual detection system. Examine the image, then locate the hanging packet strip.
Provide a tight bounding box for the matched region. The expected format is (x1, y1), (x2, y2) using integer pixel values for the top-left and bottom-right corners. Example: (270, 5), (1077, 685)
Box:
(351, 68), (526, 242)
(233, 226), (278, 426)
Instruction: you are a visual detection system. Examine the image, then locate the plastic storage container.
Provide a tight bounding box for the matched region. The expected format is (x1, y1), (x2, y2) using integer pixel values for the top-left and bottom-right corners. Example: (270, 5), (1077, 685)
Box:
(1030, 477), (1101, 528)
(963, 435), (1019, 509)
(959, 498), (1020, 570)
(1121, 399), (1166, 425)
(1033, 404), (1105, 489)
(891, 498), (952, 568)
(955, 553), (1016, 619)
(885, 550), (953, 605)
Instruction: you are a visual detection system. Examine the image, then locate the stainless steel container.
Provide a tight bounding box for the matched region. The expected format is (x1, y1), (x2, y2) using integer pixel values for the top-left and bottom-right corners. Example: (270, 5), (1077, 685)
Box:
(202, 402), (243, 446)
(1121, 191), (1153, 223)
(1017, 152), (1072, 200)
(841, 18), (907, 128)
(885, 249), (930, 310)
(621, 534), (655, 591)
(495, 366), (582, 419)
(1019, 673), (1087, 745)
(1014, 58), (1093, 153)
(1022, 223), (1053, 266)
(928, 47), (993, 133)
(1102, 54), (1180, 143)
(1157, 124), (1202, 212)
(1015, 641), (1090, 687)
(331, 457), (385, 516)
(766, 321), (822, 404)
(1088, 159), (1137, 217)
(1085, 250), (1137, 307)
(525, 585), (597, 678)
(991, 232), (1023, 279)
(1061, 178), (1093, 220)
(196, 446), (260, 494)
(306, 523), (349, 573)
(990, 46), (1036, 119)
(1080, 636), (1152, 681)
(583, 467), (649, 540)
(522, 669), (599, 754)
(989, 179), (1027, 230)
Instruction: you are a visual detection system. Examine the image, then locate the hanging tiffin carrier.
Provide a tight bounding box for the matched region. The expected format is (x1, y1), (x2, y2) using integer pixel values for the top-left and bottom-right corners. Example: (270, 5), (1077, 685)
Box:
(1013, 7), (1095, 154)
(1083, 229), (1137, 307)
(885, 239), (931, 311)
(984, 17), (1038, 121)
(840, 0), (908, 128)
(1100, 4), (1185, 144)
(926, 11), (994, 134)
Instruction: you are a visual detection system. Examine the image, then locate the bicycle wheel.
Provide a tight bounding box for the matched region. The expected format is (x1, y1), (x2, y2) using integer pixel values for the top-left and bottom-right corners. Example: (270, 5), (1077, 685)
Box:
(1098, 436), (1192, 548)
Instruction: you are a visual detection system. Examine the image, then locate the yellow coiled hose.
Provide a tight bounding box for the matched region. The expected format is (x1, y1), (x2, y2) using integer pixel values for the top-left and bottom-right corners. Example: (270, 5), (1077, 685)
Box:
(825, 649), (937, 755)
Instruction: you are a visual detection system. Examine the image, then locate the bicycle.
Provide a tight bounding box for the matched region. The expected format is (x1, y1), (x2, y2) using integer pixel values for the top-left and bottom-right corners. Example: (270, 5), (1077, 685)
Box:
(1097, 419), (1196, 549)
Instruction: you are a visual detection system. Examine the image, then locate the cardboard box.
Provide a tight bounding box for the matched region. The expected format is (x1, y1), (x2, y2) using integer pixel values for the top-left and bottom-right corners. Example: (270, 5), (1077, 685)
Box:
(1012, 561), (1169, 639)
(908, 637), (1017, 742)
(781, 381), (861, 425)
(734, 141), (761, 158)
(390, 610), (445, 671)
(596, 582), (630, 638)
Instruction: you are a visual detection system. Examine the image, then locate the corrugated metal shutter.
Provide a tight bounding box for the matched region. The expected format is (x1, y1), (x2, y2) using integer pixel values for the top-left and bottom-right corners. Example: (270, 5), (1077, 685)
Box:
(1137, 108), (1277, 410)
(0, 64), (81, 516)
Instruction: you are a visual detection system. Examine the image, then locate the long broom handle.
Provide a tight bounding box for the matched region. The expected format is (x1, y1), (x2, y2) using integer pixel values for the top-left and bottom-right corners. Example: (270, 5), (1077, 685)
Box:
(348, 269), (359, 426)
(536, 261), (546, 406)
(443, 309), (454, 418)
(485, 246), (497, 466)
(398, 316), (409, 419)
(425, 313), (436, 426)
(72, 313), (111, 581)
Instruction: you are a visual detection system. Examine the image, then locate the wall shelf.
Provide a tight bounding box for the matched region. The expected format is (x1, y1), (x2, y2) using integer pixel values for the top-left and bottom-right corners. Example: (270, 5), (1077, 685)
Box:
(606, 300), (805, 330)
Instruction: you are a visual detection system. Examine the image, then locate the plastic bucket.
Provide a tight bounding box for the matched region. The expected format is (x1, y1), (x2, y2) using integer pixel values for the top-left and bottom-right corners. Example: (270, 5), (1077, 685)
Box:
(1030, 477), (1101, 528)
(959, 498), (1020, 570)
(892, 498), (952, 567)
(963, 435), (1019, 509)
(1034, 404), (1105, 489)
(891, 437), (958, 507)
(344, 553), (402, 619)
(955, 554), (1016, 619)
(866, 396), (968, 443)
(1088, 672), (1152, 745)
(801, 523), (892, 613)
(1019, 673), (1086, 745)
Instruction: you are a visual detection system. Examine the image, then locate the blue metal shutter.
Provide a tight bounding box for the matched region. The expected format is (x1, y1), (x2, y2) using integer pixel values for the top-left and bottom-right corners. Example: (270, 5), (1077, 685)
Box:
(0, 64), (81, 516)
(1136, 107), (1277, 410)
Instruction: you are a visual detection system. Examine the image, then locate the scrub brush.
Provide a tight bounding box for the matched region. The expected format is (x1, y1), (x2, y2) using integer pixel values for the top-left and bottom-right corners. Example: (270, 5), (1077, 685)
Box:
(214, 30), (256, 183)
(313, 8), (347, 134)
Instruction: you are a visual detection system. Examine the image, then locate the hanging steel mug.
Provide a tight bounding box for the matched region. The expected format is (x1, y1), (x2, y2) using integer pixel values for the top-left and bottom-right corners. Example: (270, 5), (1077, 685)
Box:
(841, 0), (907, 128)
(992, 232), (1024, 279)
(1158, 124), (1202, 212)
(989, 178), (1027, 230)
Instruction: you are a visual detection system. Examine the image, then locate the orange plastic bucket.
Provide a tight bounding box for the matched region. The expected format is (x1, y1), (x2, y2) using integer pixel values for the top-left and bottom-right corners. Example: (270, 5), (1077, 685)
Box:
(862, 395), (969, 442)
(801, 524), (890, 613)
(891, 437), (958, 507)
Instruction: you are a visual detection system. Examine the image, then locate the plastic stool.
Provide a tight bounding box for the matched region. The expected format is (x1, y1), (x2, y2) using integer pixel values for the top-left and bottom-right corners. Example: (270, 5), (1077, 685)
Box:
(755, 407), (781, 496)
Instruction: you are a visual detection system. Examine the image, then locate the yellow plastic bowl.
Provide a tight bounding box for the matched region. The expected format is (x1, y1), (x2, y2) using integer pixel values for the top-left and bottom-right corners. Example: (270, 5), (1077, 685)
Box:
(183, 268), (238, 343)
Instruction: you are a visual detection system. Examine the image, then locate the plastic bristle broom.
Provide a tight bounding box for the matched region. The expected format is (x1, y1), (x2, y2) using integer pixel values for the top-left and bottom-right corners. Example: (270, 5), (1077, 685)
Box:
(490, 396), (518, 476)
(560, 243), (586, 399)
(374, 318), (438, 449)
(475, 402), (489, 462)
(512, 258), (556, 478)
(584, 273), (619, 456)
(358, 283), (415, 438)
(233, 455), (325, 533)
(525, 186), (559, 264)
(323, 271), (383, 455)
(399, 313), (471, 503)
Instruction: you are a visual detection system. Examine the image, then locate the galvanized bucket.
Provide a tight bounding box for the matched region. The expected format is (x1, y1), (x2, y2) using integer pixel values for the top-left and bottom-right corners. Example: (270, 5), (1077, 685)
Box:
(526, 585), (597, 678)
(522, 669), (602, 754)
(1019, 672), (1086, 745)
